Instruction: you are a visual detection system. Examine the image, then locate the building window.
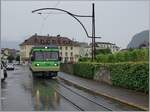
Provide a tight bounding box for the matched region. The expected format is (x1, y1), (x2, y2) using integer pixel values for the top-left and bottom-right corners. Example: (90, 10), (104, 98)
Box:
(52, 40), (56, 44)
(64, 57), (68, 63)
(40, 40), (45, 44)
(60, 52), (62, 56)
(70, 57), (74, 61)
(71, 47), (73, 50)
(107, 45), (109, 48)
(65, 46), (68, 50)
(65, 52), (68, 56)
(47, 40), (51, 44)
(60, 46), (62, 50)
(71, 52), (73, 57)
(110, 45), (112, 48)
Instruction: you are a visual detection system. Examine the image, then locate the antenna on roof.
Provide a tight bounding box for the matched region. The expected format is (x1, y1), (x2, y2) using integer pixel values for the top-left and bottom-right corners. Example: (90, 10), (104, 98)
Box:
(72, 38), (74, 41)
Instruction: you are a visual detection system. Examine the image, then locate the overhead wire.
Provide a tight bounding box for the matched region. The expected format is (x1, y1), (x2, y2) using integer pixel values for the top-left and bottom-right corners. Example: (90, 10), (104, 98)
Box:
(37, 1), (90, 43)
(39, 1), (61, 34)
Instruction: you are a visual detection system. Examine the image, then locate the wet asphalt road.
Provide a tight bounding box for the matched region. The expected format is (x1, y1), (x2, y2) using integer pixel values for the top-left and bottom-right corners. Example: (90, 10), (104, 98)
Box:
(1, 65), (140, 111)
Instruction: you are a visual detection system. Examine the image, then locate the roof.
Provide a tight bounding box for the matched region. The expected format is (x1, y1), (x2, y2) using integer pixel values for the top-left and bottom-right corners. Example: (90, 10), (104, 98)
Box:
(1, 48), (17, 52)
(89, 42), (117, 47)
(95, 42), (115, 45)
(78, 42), (89, 47)
(19, 34), (79, 46)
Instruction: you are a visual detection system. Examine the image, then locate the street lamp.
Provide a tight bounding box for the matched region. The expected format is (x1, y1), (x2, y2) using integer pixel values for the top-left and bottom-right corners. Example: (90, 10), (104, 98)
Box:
(32, 3), (101, 61)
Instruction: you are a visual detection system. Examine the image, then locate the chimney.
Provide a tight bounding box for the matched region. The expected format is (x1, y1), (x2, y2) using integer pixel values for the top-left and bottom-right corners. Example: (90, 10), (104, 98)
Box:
(35, 33), (37, 36)
(57, 34), (60, 37)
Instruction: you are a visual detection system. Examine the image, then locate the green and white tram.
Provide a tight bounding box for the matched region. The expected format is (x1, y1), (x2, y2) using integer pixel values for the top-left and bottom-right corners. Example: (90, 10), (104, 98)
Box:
(29, 45), (61, 77)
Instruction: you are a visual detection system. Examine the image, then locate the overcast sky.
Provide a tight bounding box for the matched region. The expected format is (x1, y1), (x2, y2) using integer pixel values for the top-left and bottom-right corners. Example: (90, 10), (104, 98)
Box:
(1, 1), (149, 49)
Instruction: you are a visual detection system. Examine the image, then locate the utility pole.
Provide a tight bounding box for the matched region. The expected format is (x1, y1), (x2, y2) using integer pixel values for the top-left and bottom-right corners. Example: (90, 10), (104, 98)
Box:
(92, 3), (96, 61)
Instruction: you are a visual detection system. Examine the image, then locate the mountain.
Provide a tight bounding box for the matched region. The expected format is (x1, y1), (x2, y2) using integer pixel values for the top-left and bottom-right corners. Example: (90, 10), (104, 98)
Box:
(1, 40), (21, 50)
(127, 30), (149, 49)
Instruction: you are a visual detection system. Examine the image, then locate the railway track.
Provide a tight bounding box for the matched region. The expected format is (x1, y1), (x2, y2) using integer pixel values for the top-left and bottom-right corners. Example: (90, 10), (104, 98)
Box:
(54, 87), (84, 111)
(50, 79), (113, 111)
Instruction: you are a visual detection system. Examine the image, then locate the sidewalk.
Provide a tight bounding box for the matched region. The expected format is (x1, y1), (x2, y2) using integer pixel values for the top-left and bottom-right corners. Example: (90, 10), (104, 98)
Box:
(58, 72), (149, 111)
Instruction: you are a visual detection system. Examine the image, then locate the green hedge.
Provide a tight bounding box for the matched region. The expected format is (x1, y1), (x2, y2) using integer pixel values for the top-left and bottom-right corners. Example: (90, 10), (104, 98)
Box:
(78, 57), (92, 62)
(60, 63), (74, 75)
(66, 62), (149, 92)
(73, 63), (95, 79)
(108, 62), (149, 92)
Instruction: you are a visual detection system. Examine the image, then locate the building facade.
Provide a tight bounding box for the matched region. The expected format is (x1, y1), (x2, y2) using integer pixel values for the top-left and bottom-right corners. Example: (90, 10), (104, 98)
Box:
(92, 42), (120, 53)
(1, 48), (19, 63)
(19, 34), (80, 63)
(79, 42), (91, 57)
(1, 48), (18, 59)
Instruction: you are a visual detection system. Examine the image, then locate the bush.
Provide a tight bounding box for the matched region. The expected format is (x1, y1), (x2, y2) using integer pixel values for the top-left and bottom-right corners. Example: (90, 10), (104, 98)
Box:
(16, 55), (20, 62)
(95, 48), (112, 55)
(96, 54), (108, 63)
(96, 48), (149, 63)
(62, 62), (149, 92)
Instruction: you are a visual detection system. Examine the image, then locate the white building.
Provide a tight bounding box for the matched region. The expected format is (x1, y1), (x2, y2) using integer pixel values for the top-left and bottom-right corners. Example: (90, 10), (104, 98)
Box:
(92, 42), (120, 53)
(19, 34), (80, 63)
(79, 42), (91, 57)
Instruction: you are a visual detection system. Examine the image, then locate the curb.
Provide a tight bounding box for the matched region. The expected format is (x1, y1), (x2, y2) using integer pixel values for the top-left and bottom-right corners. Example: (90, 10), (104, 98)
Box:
(58, 76), (148, 111)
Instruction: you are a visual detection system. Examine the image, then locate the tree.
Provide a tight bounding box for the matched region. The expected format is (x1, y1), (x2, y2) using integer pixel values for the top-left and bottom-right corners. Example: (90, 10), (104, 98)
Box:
(16, 55), (20, 62)
(7, 55), (15, 63)
(96, 54), (108, 63)
(108, 54), (115, 63)
(95, 48), (111, 56)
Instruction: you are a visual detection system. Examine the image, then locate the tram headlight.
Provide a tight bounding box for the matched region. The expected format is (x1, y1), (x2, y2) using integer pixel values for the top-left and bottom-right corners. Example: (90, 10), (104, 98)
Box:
(54, 63), (57, 66)
(36, 63), (40, 66)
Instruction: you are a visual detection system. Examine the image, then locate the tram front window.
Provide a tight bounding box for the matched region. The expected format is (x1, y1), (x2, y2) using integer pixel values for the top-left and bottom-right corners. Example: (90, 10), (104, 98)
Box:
(34, 52), (58, 60)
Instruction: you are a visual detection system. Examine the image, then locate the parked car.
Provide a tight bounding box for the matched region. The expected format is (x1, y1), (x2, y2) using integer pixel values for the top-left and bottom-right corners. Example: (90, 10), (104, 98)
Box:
(1, 64), (7, 81)
(6, 63), (15, 70)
